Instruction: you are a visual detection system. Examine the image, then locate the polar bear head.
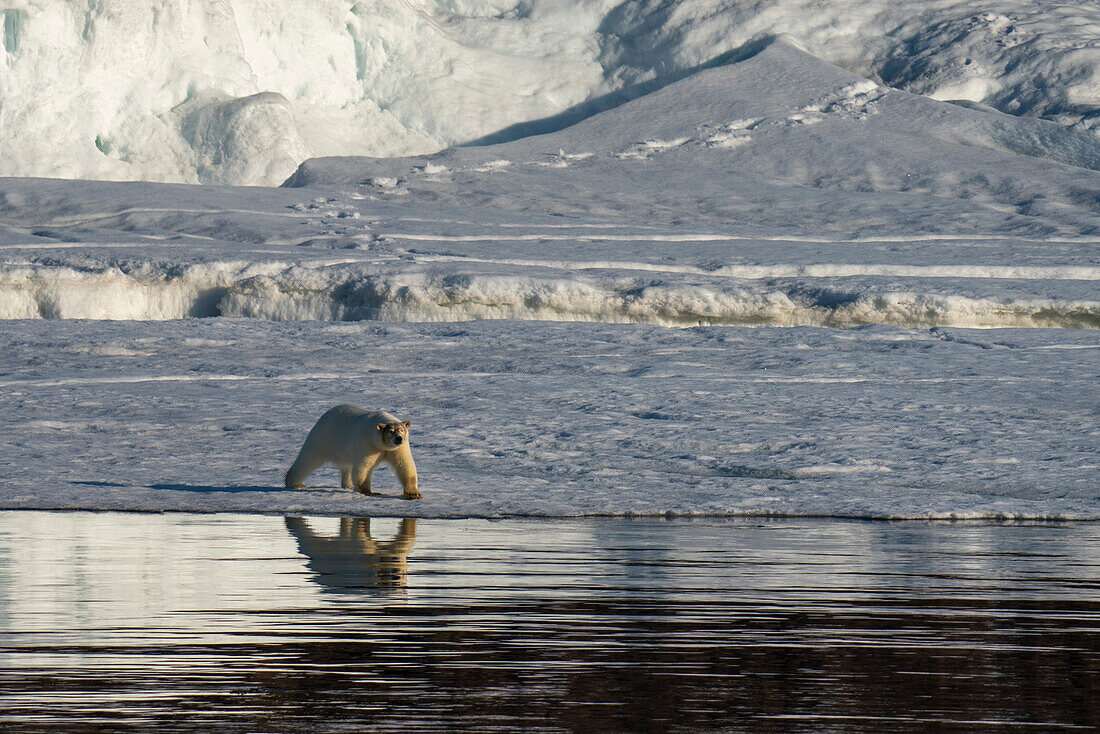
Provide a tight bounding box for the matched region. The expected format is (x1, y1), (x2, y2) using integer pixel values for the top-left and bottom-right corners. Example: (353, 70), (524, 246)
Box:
(376, 420), (411, 450)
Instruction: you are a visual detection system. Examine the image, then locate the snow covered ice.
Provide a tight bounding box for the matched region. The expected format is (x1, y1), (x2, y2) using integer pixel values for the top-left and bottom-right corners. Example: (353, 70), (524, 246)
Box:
(3, 319), (1097, 519)
(0, 2), (1097, 519)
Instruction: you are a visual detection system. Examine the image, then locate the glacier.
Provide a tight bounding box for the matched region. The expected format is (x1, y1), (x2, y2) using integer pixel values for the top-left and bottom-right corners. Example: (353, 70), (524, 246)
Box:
(2, 0), (1100, 185)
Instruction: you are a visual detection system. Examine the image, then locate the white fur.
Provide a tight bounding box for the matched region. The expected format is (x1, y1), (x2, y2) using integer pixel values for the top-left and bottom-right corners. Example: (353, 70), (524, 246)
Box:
(285, 404), (420, 499)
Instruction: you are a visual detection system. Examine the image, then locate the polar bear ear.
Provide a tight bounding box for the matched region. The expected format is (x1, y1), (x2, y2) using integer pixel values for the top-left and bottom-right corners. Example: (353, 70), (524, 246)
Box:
(376, 423), (386, 433)
(402, 421), (411, 430)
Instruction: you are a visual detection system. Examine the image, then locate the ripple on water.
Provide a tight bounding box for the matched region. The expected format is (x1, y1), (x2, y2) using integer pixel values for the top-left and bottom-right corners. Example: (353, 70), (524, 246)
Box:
(0, 513), (1097, 732)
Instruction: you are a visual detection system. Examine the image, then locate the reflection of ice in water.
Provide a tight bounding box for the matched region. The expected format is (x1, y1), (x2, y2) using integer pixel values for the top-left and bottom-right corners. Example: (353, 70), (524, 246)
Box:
(3, 514), (1098, 618)
(285, 517), (416, 592)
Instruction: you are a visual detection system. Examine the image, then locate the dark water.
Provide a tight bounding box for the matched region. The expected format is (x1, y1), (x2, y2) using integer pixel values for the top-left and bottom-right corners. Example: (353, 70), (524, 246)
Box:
(1, 513), (1097, 732)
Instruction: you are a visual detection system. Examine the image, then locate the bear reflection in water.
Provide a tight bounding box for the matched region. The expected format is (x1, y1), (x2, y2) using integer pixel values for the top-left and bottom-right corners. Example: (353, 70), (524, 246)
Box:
(285, 517), (416, 591)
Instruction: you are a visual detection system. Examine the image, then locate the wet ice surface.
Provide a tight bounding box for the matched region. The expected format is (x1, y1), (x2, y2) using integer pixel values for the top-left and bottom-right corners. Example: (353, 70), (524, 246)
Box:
(0, 512), (1097, 732)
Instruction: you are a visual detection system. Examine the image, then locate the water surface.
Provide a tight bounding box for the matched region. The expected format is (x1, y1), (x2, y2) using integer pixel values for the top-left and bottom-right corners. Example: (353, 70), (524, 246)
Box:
(1, 513), (1097, 732)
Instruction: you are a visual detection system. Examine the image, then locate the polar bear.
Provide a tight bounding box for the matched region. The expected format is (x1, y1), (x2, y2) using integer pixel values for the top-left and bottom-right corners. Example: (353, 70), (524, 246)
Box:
(285, 405), (420, 499)
(285, 517), (417, 589)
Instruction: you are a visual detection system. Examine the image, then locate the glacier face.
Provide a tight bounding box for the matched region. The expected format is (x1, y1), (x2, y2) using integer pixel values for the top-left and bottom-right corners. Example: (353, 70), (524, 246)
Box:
(0, 0), (608, 185)
(1, 0), (1099, 186)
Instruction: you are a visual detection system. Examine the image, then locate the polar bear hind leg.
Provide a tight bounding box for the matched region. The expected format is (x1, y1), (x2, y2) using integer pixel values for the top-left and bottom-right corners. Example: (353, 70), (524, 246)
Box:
(353, 453), (384, 495)
(285, 447), (327, 489)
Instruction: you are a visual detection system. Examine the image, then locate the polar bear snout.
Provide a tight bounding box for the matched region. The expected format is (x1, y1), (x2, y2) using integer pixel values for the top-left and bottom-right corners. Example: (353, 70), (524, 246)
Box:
(376, 420), (411, 450)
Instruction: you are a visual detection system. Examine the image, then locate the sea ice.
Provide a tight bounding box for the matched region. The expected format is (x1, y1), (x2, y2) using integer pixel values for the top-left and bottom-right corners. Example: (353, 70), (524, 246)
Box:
(1, 320), (1096, 520)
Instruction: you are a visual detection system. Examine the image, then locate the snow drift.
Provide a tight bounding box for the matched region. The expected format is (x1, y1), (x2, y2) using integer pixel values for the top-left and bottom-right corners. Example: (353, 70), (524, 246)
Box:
(2, 0), (1100, 185)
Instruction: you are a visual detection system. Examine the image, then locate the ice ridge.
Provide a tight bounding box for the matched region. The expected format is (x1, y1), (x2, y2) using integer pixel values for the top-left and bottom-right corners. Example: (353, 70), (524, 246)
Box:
(3, 258), (1098, 329)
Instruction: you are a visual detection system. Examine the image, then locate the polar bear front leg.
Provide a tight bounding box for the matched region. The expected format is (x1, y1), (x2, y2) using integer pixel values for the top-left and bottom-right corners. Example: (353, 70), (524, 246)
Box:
(386, 443), (420, 499)
(353, 453), (383, 496)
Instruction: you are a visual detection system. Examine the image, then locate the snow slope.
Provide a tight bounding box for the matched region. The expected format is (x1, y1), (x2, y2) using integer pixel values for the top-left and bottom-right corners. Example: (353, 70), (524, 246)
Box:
(2, 1), (1100, 185)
